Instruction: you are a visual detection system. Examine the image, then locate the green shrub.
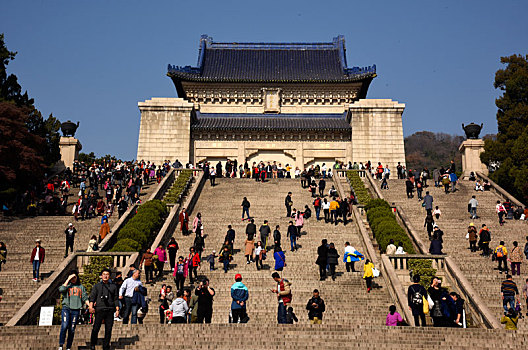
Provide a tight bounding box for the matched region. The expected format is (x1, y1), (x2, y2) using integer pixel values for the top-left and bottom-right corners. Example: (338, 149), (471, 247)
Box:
(365, 198), (391, 211)
(346, 171), (370, 205)
(343, 171), (416, 255)
(365, 199), (416, 254)
(366, 206), (393, 222)
(117, 226), (148, 247)
(110, 238), (140, 252)
(408, 259), (437, 288)
(163, 170), (192, 204)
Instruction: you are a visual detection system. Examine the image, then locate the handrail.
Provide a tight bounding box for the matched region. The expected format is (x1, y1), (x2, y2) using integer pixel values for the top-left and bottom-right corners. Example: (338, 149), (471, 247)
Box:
(444, 256), (501, 329)
(476, 172), (525, 207)
(7, 252), (133, 326)
(148, 168), (175, 201)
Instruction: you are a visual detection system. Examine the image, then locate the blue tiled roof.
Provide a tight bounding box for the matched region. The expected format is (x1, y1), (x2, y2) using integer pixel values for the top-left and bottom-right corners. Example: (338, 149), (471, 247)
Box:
(168, 35), (376, 83)
(191, 111), (351, 132)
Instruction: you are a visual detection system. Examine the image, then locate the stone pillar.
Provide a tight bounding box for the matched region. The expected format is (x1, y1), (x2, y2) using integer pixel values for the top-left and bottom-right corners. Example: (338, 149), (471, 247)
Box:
(137, 98), (194, 165)
(349, 99), (406, 170)
(59, 137), (82, 170)
(459, 139), (488, 179)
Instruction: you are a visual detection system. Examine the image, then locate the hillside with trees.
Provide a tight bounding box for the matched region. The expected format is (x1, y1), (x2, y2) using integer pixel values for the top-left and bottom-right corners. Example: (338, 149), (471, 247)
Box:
(404, 131), (464, 170)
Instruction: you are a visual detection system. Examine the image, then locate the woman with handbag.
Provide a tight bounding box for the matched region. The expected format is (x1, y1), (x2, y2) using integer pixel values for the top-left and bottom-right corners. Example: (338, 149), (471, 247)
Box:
(363, 259), (375, 293)
(427, 276), (448, 327)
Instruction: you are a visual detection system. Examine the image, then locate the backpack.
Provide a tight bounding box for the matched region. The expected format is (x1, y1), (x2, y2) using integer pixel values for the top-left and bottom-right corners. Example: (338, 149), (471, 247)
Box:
(410, 285), (423, 306)
(314, 198), (321, 207)
(496, 247), (504, 258)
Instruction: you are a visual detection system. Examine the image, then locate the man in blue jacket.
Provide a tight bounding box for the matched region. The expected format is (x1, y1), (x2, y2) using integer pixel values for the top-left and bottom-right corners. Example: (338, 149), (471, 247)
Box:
(231, 273), (249, 323)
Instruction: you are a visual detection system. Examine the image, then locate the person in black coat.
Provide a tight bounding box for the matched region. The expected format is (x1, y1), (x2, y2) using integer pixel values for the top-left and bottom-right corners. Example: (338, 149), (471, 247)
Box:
(326, 243), (340, 281)
(245, 219), (257, 241)
(225, 225), (235, 245)
(407, 275), (428, 327)
(273, 225), (281, 248)
(285, 192), (292, 217)
(306, 289), (326, 324)
(429, 233), (443, 255)
(318, 179), (326, 197)
(316, 239), (329, 280)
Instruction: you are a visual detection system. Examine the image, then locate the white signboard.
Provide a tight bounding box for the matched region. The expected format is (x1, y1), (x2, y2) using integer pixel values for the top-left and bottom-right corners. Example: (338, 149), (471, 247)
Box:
(39, 306), (55, 326)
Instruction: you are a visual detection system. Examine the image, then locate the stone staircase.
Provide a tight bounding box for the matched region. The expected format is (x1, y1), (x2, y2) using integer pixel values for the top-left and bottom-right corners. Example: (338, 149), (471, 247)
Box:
(0, 183), (157, 326)
(141, 178), (393, 325)
(380, 178), (528, 325)
(1, 323), (528, 349)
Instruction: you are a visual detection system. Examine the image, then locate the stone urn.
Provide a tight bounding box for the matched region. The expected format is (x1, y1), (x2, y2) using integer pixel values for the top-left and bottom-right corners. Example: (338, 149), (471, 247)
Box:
(61, 120), (80, 137)
(462, 123), (483, 140)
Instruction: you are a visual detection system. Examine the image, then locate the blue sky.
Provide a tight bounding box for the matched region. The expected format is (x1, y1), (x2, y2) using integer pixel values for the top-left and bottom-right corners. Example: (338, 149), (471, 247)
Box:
(1, 0), (526, 159)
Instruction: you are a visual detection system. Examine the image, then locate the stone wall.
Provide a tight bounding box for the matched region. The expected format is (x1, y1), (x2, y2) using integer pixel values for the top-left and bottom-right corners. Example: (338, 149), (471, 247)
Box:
(137, 98), (193, 165)
(349, 99), (406, 169)
(137, 97), (407, 170)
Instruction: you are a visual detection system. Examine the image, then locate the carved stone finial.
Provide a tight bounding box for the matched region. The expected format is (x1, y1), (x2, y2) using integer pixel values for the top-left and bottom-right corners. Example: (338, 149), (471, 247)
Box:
(462, 123), (483, 139)
(61, 120), (80, 137)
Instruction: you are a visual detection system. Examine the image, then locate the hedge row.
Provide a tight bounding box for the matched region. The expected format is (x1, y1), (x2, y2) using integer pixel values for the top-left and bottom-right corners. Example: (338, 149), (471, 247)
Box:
(366, 198), (415, 254)
(408, 259), (437, 288)
(109, 199), (167, 252)
(346, 171), (370, 205)
(163, 170), (192, 204)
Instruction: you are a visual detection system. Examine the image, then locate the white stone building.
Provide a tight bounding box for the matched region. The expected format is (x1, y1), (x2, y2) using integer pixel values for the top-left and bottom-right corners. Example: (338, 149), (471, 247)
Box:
(137, 35), (406, 169)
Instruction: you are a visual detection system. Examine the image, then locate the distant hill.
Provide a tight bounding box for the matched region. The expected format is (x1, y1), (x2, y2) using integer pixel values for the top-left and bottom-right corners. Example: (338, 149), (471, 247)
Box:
(404, 131), (464, 170)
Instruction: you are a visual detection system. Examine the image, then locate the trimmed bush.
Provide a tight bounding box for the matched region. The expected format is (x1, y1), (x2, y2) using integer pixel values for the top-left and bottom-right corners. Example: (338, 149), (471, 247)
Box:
(109, 198), (167, 252)
(110, 238), (141, 252)
(343, 170), (416, 254)
(366, 199), (416, 254)
(365, 198), (391, 211)
(346, 171), (370, 205)
(408, 259), (437, 288)
(164, 170), (192, 204)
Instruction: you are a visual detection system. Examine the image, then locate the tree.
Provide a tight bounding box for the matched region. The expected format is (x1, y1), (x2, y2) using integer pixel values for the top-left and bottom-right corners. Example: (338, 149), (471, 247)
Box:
(404, 131), (464, 170)
(481, 54), (528, 203)
(0, 33), (61, 180)
(0, 102), (46, 191)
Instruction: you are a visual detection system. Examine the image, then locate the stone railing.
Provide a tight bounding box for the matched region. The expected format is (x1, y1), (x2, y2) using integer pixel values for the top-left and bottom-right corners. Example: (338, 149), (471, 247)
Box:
(475, 172), (525, 207)
(385, 254), (501, 329)
(147, 168), (175, 201)
(7, 252), (134, 326)
(335, 169), (366, 178)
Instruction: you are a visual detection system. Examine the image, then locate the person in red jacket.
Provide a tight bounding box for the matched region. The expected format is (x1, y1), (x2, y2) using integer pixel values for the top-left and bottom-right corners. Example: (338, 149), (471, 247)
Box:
(188, 247), (200, 284)
(31, 239), (45, 282)
(179, 208), (189, 235)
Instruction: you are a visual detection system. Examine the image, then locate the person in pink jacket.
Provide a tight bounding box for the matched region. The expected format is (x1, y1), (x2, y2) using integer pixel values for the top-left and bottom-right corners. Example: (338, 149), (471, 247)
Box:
(193, 213), (203, 235)
(295, 211), (304, 237)
(386, 305), (404, 326)
(154, 244), (167, 279)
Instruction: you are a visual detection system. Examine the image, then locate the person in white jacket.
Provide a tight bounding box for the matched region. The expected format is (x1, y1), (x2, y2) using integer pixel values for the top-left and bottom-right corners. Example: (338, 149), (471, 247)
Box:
(169, 290), (189, 324)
